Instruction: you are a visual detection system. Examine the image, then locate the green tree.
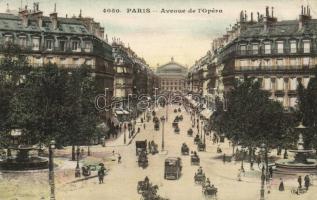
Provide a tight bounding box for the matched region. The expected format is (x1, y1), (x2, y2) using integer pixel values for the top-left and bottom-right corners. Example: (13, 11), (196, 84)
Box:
(297, 69), (317, 149)
(213, 77), (292, 161)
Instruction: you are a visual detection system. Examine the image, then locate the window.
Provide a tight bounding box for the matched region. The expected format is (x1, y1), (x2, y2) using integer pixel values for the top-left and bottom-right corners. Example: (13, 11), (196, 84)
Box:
(240, 60), (248, 70)
(276, 78), (284, 90)
(264, 78), (272, 90)
(4, 35), (13, 45)
(303, 40), (310, 53)
(290, 41), (297, 53)
(277, 41), (284, 54)
(290, 58), (298, 67)
(19, 36), (27, 48)
(240, 45), (247, 55)
(289, 97), (297, 107)
(289, 78), (298, 90)
(72, 41), (79, 51)
(84, 41), (91, 50)
(59, 40), (66, 51)
(263, 59), (271, 69)
(276, 59), (284, 69)
(264, 43), (271, 54)
(303, 57), (310, 66)
(45, 39), (53, 50)
(252, 44), (258, 55)
(303, 77), (310, 88)
(32, 37), (40, 50)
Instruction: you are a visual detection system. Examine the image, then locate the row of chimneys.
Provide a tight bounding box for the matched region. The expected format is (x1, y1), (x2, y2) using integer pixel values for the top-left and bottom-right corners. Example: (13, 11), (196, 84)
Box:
(238, 5), (312, 31)
(17, 3), (107, 41)
(19, 3), (58, 29)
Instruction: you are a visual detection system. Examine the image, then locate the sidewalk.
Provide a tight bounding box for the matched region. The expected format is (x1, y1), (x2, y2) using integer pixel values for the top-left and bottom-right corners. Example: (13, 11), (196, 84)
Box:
(105, 116), (145, 147)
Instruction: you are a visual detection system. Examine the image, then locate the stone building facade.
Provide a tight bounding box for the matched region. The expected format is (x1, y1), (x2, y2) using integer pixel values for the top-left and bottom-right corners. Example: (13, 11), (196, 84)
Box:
(192, 5), (317, 109)
(0, 3), (114, 119)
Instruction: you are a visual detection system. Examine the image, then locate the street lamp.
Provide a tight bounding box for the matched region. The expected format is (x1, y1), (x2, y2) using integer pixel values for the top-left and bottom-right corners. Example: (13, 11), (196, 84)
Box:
(260, 143), (266, 200)
(241, 148), (245, 172)
(160, 116), (165, 151)
(75, 146), (81, 177)
(200, 120), (203, 140)
(154, 88), (158, 109)
(49, 140), (56, 200)
(124, 122), (127, 144)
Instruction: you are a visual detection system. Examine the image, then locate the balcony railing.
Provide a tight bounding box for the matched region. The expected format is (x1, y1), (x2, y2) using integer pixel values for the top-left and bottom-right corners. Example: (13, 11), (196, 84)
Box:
(235, 47), (314, 57)
(0, 44), (93, 55)
(234, 65), (313, 74)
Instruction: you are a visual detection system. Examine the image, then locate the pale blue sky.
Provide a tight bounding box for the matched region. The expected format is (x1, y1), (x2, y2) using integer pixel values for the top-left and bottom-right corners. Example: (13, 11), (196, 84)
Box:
(1, 0), (316, 68)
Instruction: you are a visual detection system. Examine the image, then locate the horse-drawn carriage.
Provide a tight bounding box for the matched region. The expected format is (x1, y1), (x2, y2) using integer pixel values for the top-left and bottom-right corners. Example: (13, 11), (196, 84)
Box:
(174, 109), (177, 113)
(191, 153), (200, 165)
(197, 141), (206, 151)
(136, 140), (147, 156)
(202, 184), (218, 199)
(174, 126), (180, 134)
(187, 128), (193, 137)
(154, 121), (160, 131)
(178, 108), (181, 112)
(138, 151), (148, 168)
(194, 135), (201, 144)
(194, 172), (206, 184)
(181, 143), (189, 155)
(178, 115), (183, 121)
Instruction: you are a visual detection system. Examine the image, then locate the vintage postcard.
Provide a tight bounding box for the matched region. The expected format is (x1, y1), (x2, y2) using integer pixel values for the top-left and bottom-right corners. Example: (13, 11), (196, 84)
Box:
(0, 0), (317, 199)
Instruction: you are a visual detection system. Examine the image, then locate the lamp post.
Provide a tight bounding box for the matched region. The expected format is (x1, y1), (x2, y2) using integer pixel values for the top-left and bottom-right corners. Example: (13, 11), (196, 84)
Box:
(201, 120), (203, 141)
(160, 116), (165, 151)
(154, 88), (158, 109)
(124, 123), (126, 144)
(260, 143), (266, 200)
(203, 121), (206, 145)
(75, 146), (81, 177)
(241, 148), (245, 172)
(49, 140), (56, 200)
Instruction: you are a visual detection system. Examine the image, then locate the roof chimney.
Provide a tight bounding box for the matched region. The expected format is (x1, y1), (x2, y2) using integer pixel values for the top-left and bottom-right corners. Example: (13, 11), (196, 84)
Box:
(79, 9), (82, 18)
(271, 7), (274, 17)
(251, 12), (253, 22)
(266, 6), (269, 17)
(257, 12), (260, 22)
(299, 5), (312, 30)
(171, 57), (174, 62)
(50, 4), (58, 29)
(19, 5), (29, 27)
(31, 3), (43, 27)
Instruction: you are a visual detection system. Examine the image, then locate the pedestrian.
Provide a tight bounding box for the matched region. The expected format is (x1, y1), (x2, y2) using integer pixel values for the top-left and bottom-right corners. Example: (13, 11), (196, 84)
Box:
(250, 160), (254, 170)
(304, 175), (310, 190)
(279, 178), (284, 191)
(112, 150), (115, 156)
(223, 153), (226, 164)
(237, 169), (242, 181)
(269, 166), (273, 178)
(98, 166), (105, 184)
(118, 154), (122, 164)
(298, 175), (302, 188)
(143, 123), (146, 130)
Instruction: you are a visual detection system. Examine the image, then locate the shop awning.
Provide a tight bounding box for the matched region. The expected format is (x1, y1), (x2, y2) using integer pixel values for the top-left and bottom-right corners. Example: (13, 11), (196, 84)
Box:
(115, 110), (124, 115)
(200, 109), (213, 119)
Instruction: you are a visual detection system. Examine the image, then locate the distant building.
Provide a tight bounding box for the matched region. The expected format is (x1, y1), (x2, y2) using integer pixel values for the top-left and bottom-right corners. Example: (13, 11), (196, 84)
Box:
(156, 57), (188, 92)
